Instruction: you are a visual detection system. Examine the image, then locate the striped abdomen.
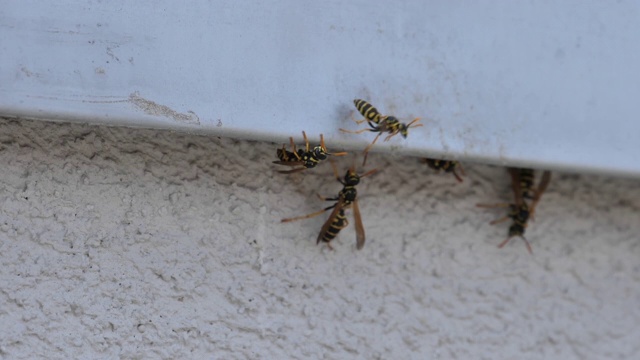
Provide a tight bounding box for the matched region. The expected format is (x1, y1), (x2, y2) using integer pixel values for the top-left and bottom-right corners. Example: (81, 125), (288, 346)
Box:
(354, 99), (383, 124)
(425, 159), (459, 172)
(319, 209), (349, 244)
(276, 146), (304, 162)
(508, 203), (530, 236)
(518, 168), (535, 199)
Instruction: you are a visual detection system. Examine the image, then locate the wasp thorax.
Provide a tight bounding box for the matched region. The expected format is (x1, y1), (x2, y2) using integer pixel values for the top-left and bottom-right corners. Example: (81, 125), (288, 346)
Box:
(341, 187), (357, 203)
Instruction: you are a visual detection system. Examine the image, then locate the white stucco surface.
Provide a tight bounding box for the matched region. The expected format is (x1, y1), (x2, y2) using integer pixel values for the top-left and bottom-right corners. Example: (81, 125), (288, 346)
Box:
(0, 117), (639, 359)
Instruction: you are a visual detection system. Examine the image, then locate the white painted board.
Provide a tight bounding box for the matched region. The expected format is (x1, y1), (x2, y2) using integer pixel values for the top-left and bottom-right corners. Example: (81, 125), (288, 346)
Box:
(2, 1), (640, 176)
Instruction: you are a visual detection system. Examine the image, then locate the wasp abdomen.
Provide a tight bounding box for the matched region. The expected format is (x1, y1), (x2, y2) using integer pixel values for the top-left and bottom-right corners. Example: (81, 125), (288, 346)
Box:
(354, 99), (382, 123)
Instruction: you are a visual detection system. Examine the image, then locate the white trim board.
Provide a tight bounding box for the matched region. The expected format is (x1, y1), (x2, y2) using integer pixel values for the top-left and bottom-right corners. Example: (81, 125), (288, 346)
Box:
(2, 1), (640, 177)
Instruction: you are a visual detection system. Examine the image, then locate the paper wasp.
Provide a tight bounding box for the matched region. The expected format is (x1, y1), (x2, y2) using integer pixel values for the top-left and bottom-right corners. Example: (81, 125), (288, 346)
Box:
(281, 161), (377, 250)
(340, 99), (423, 166)
(422, 158), (465, 182)
(477, 168), (551, 254)
(273, 131), (347, 174)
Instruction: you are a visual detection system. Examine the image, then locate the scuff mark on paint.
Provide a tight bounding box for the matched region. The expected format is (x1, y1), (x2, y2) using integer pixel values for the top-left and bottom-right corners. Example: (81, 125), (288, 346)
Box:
(129, 92), (200, 125)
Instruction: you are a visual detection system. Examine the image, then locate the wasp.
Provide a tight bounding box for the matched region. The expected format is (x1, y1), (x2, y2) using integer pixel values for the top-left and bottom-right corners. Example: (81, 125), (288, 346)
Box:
(273, 131), (347, 174)
(422, 158), (465, 182)
(340, 99), (423, 166)
(477, 168), (551, 254)
(281, 161), (377, 250)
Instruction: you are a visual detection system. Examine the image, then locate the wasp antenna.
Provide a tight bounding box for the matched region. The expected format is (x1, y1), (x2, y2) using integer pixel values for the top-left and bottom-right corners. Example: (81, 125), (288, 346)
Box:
(406, 117), (423, 129)
(360, 168), (378, 178)
(343, 155), (356, 174)
(458, 163), (466, 176)
(497, 236), (533, 254)
(522, 237), (533, 255)
(497, 236), (513, 249)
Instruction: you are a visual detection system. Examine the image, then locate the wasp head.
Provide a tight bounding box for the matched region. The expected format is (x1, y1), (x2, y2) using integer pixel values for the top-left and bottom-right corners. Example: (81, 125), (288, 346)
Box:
(312, 145), (327, 160)
(399, 123), (409, 138)
(400, 117), (423, 138)
(508, 223), (525, 237)
(343, 169), (360, 186)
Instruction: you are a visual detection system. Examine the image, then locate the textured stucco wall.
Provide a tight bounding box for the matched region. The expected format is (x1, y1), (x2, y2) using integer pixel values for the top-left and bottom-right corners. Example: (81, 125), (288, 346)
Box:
(0, 118), (639, 359)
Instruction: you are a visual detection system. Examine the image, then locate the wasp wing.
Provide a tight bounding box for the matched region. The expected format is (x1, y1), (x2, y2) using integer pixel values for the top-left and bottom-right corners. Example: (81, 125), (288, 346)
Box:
(272, 160), (305, 166)
(530, 171), (551, 215)
(353, 199), (366, 250)
(276, 167), (309, 174)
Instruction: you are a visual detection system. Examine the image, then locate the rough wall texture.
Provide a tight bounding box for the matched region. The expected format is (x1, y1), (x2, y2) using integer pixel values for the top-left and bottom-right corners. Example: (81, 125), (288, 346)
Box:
(0, 118), (639, 359)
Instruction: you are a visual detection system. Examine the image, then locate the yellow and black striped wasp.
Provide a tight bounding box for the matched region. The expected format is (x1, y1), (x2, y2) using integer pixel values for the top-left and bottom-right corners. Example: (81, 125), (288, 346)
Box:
(281, 161), (377, 250)
(477, 168), (551, 254)
(422, 158), (465, 182)
(340, 99), (423, 166)
(273, 131), (347, 174)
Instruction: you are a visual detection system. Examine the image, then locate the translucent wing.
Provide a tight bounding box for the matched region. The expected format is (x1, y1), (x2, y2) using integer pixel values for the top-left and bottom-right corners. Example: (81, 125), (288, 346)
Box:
(530, 171), (551, 215)
(272, 160), (304, 166)
(274, 166), (308, 174)
(353, 199), (366, 250)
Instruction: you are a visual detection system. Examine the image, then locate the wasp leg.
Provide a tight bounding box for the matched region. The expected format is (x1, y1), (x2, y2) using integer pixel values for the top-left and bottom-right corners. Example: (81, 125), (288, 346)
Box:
(302, 131), (310, 152)
(362, 132), (383, 167)
(453, 169), (464, 183)
(339, 127), (376, 135)
(489, 216), (511, 225)
(383, 132), (400, 142)
(281, 204), (336, 223)
(316, 194), (339, 202)
(289, 136), (302, 161)
(339, 114), (375, 133)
